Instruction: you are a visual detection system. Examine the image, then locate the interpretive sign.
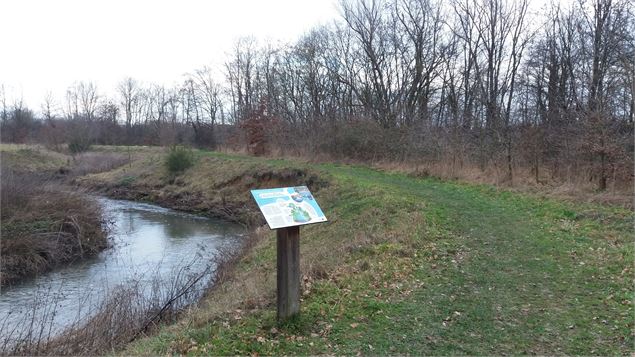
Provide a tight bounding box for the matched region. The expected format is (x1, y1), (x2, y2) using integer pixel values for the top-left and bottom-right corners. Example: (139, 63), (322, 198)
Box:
(250, 186), (327, 230)
(251, 186), (327, 320)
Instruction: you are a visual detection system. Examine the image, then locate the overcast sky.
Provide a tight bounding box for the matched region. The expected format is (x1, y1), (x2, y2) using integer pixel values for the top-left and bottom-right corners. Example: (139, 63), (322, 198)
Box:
(0, 0), (340, 111)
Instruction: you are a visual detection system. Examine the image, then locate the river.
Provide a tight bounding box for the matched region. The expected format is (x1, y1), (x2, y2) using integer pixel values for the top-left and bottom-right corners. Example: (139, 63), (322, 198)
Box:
(0, 197), (245, 342)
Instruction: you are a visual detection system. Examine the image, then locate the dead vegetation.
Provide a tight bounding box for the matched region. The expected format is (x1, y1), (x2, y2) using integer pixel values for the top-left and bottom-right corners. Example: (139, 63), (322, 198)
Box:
(79, 152), (329, 227)
(0, 165), (109, 286)
(0, 146), (261, 356)
(0, 145), (132, 287)
(69, 151), (130, 176)
(0, 245), (244, 356)
(370, 159), (634, 208)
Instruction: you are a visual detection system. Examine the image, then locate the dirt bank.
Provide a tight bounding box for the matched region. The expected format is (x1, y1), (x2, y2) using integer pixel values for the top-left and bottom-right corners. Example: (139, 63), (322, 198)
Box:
(76, 150), (328, 226)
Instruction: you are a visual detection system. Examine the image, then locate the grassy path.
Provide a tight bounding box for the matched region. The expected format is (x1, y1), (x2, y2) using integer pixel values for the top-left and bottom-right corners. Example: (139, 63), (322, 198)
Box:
(323, 165), (632, 354)
(115, 152), (632, 355)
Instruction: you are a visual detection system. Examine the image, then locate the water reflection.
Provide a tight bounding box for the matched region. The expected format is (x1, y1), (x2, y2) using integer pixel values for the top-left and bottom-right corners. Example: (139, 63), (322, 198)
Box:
(0, 197), (244, 337)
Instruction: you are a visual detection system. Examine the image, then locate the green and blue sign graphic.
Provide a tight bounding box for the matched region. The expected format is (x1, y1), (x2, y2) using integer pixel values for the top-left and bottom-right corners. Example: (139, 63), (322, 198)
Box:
(250, 186), (327, 229)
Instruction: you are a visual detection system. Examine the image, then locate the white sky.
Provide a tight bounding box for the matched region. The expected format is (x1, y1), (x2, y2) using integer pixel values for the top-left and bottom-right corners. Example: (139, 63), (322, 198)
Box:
(0, 0), (340, 111)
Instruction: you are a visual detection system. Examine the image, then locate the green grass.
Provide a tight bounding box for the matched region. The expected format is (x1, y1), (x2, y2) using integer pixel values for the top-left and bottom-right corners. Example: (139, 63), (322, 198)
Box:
(110, 149), (633, 355)
(321, 166), (632, 355)
(0, 144), (69, 171)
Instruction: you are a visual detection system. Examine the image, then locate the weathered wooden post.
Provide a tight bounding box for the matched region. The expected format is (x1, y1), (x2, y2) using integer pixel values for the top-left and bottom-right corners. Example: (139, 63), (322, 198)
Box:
(276, 226), (300, 319)
(250, 186), (327, 321)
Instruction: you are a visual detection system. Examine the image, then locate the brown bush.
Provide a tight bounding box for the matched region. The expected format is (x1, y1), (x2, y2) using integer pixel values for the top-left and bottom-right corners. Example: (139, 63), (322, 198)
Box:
(0, 167), (108, 286)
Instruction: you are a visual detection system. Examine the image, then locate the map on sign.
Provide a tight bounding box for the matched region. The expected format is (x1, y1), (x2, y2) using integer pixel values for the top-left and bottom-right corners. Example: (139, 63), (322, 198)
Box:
(251, 186), (328, 230)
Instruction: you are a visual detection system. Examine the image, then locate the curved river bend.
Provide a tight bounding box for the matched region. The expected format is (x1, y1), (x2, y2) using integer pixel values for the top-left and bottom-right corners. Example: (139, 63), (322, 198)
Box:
(0, 197), (244, 338)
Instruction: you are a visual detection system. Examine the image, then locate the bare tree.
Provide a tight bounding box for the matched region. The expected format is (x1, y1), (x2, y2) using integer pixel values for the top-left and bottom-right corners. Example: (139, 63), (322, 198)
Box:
(2, 0), (632, 189)
(41, 91), (57, 122)
(0, 84), (7, 122)
(341, 0), (399, 127)
(77, 82), (99, 121)
(225, 37), (258, 122)
(117, 77), (140, 132)
(192, 66), (222, 125)
(64, 85), (79, 120)
(395, 0), (448, 125)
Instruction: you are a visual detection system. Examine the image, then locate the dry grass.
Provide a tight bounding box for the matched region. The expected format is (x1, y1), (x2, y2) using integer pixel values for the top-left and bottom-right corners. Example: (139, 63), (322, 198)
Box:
(0, 166), (108, 286)
(78, 150), (327, 226)
(360, 159), (633, 209)
(118, 150), (632, 356)
(0, 145), (69, 173)
(0, 249), (237, 356)
(220, 143), (633, 208)
(121, 166), (411, 352)
(75, 149), (343, 343)
(70, 151), (130, 176)
(63, 146), (634, 355)
(0, 144), (132, 178)
(0, 145), (258, 355)
(184, 228), (272, 327)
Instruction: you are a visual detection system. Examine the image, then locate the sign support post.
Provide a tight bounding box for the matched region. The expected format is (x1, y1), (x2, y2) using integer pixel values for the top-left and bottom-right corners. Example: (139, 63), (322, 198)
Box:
(250, 186), (327, 322)
(276, 226), (300, 320)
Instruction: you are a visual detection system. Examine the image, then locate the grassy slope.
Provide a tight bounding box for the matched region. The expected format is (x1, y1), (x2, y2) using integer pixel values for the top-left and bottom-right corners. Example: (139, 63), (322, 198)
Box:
(0, 145), (110, 286)
(82, 148), (633, 355)
(0, 144), (70, 172)
(0, 186), (107, 286)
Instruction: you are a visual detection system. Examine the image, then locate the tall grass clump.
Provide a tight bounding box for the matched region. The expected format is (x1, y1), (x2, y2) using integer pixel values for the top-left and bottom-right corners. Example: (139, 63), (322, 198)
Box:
(67, 136), (91, 155)
(165, 145), (195, 175)
(0, 165), (108, 286)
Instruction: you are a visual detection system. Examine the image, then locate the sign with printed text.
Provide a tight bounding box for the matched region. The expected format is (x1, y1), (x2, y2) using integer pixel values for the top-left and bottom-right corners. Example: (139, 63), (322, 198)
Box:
(251, 186), (328, 230)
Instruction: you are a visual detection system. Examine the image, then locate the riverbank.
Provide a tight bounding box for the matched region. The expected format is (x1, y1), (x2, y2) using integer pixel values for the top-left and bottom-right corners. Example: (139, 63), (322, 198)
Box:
(0, 145), (113, 286)
(0, 195), (246, 355)
(77, 147), (327, 226)
(75, 146), (633, 355)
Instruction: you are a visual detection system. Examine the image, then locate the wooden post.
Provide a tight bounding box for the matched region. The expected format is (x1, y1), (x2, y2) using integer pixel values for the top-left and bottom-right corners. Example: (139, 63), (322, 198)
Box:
(276, 225), (300, 320)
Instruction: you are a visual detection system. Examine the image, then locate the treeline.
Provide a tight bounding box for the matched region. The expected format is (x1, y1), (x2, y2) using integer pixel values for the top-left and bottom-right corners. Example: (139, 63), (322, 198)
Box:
(1, 0), (633, 189)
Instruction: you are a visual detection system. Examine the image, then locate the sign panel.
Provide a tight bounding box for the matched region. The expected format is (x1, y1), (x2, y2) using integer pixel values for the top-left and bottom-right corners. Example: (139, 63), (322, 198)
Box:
(251, 186), (327, 230)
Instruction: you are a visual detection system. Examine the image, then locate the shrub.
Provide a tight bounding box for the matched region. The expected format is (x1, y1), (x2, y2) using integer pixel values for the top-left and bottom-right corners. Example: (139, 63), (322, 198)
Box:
(118, 175), (136, 186)
(68, 136), (91, 154)
(165, 145), (195, 175)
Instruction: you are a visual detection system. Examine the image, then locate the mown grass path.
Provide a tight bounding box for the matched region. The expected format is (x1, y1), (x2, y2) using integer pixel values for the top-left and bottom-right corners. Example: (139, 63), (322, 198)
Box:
(322, 165), (632, 355)
(122, 152), (632, 355)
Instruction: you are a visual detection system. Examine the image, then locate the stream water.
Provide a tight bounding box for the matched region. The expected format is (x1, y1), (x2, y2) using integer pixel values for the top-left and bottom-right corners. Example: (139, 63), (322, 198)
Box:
(0, 197), (244, 340)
